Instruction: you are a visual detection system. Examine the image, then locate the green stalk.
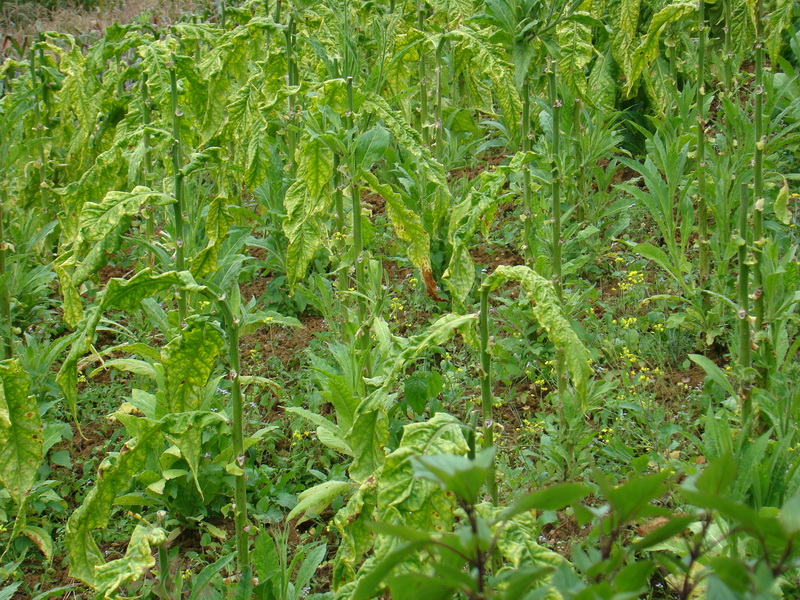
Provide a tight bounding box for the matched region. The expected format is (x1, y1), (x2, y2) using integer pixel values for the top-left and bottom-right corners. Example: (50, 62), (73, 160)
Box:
(0, 201), (11, 360)
(333, 154), (347, 291)
(29, 45), (48, 214)
(752, 0), (765, 333)
(141, 73), (155, 267)
(522, 79), (533, 264)
(434, 62), (443, 158)
(696, 0), (710, 288)
(572, 98), (586, 224)
(204, 293), (251, 571)
(227, 315), (249, 569)
(169, 60), (187, 323)
(347, 77), (365, 304)
(285, 16), (297, 168)
(158, 542), (170, 598)
(479, 287), (498, 505)
(275, 0), (282, 24)
(417, 6), (429, 146)
(737, 183), (752, 427)
(723, 0), (733, 93)
(548, 62), (563, 303)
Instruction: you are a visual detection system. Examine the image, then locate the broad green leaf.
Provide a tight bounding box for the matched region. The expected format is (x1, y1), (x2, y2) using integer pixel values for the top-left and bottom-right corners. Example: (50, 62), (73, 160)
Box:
(688, 354), (737, 398)
(287, 480), (354, 522)
(774, 176), (792, 225)
(354, 126), (390, 171)
(482, 266), (591, 400)
(360, 172), (435, 299)
(610, 0), (640, 85)
(282, 138), (334, 290)
(348, 406), (389, 483)
(498, 483), (590, 522)
(157, 321), (224, 416)
(625, 2), (695, 97)
(557, 15), (594, 102)
(77, 186), (174, 248)
(66, 419), (163, 587)
(163, 411), (227, 499)
(94, 522), (167, 599)
(0, 360), (41, 506)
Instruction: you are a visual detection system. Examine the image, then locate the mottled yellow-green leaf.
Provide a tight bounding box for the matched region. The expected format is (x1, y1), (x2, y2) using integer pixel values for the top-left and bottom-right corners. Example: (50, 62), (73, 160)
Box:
(157, 321), (224, 417)
(288, 480), (355, 522)
(360, 172), (434, 296)
(625, 1), (694, 97)
(557, 15), (594, 102)
(57, 270), (208, 421)
(482, 266), (591, 401)
(53, 260), (83, 328)
(282, 138), (334, 290)
(78, 186), (174, 247)
(774, 176), (792, 225)
(610, 0), (641, 87)
(0, 360), (41, 507)
(66, 418), (163, 587)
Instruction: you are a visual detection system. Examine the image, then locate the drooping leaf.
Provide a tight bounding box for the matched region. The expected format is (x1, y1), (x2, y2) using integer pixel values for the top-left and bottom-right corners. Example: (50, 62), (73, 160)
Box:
(94, 521), (167, 599)
(481, 266), (591, 400)
(282, 138), (334, 290)
(287, 480), (355, 522)
(0, 360), (41, 507)
(157, 321), (224, 416)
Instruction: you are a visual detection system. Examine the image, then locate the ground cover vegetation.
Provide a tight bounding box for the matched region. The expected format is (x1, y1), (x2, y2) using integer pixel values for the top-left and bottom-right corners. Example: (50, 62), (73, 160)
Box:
(1, 0), (800, 597)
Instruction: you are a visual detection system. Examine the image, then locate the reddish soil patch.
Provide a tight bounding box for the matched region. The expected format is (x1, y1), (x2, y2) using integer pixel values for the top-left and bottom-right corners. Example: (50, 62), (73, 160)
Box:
(240, 275), (275, 302)
(362, 190), (386, 217)
(98, 264), (132, 286)
(241, 313), (327, 374)
(470, 245), (524, 271)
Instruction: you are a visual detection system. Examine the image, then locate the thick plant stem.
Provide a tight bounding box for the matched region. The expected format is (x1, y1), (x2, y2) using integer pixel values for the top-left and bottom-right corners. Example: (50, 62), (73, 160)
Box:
(141, 73), (155, 267)
(696, 0), (710, 289)
(752, 0), (765, 333)
(227, 315), (250, 570)
(346, 77), (365, 303)
(29, 45), (48, 214)
(434, 62), (443, 158)
(548, 63), (563, 303)
(285, 16), (297, 168)
(333, 154), (347, 291)
(737, 183), (752, 430)
(723, 0), (733, 93)
(479, 288), (498, 505)
(572, 98), (585, 224)
(417, 7), (429, 146)
(0, 202), (10, 360)
(169, 61), (187, 323)
(522, 79), (533, 264)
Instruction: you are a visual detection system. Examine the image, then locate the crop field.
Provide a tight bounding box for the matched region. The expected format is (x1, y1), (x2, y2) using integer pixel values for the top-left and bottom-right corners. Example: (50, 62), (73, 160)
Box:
(1, 0), (800, 597)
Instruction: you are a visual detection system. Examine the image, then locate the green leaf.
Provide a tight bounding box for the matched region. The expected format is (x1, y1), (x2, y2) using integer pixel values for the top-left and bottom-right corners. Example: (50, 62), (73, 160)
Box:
(66, 418), (163, 587)
(354, 126), (390, 171)
(688, 354), (737, 398)
(287, 480), (354, 522)
(282, 138), (334, 290)
(774, 176), (792, 225)
(360, 172), (435, 299)
(482, 266), (591, 401)
(0, 360), (41, 506)
(498, 483), (590, 522)
(94, 522), (167, 599)
(157, 321), (224, 416)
